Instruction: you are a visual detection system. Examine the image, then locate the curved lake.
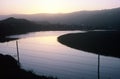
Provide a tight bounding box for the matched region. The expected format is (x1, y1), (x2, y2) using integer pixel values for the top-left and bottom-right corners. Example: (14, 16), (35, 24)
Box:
(0, 31), (120, 79)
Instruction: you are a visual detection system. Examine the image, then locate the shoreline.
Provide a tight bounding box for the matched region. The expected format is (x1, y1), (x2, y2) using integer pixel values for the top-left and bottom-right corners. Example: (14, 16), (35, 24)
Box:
(58, 31), (120, 58)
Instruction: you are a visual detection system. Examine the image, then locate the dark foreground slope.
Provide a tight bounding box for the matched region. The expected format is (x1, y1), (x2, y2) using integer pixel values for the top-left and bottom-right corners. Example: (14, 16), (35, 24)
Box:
(0, 54), (57, 79)
(58, 31), (120, 58)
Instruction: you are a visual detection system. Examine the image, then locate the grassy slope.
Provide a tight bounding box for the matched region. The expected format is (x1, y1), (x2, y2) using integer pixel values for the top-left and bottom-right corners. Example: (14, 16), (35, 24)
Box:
(0, 54), (57, 79)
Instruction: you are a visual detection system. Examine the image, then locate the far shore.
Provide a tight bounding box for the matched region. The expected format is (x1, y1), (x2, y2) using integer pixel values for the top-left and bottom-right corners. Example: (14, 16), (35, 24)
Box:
(58, 30), (120, 58)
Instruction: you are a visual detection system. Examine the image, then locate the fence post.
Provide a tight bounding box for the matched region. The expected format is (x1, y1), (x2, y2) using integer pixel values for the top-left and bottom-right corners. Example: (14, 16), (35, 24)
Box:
(98, 54), (100, 79)
(16, 41), (20, 65)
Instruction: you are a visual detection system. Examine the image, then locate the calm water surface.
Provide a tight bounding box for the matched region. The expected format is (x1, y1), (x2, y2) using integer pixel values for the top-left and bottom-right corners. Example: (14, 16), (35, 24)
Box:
(0, 31), (120, 79)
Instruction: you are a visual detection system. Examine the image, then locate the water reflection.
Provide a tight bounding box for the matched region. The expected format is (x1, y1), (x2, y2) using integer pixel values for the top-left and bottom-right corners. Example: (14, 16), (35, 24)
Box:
(0, 31), (120, 79)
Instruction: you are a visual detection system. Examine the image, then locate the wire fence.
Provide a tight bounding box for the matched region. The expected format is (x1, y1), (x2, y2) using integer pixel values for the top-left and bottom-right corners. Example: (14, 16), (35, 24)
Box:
(0, 40), (120, 79)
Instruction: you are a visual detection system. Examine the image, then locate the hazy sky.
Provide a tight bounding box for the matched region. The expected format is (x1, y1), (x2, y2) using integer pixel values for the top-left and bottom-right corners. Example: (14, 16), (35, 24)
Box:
(0, 0), (120, 14)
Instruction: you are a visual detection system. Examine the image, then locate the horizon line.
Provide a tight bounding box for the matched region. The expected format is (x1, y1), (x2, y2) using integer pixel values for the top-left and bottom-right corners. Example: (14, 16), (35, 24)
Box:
(0, 7), (120, 16)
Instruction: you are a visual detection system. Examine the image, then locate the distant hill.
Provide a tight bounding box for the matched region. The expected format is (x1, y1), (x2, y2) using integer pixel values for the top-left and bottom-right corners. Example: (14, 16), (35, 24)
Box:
(0, 7), (120, 36)
(0, 17), (78, 38)
(0, 17), (41, 37)
(0, 7), (120, 30)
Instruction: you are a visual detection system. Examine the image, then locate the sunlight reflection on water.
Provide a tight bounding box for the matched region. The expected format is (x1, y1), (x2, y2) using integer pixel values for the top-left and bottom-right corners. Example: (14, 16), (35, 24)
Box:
(1, 31), (120, 79)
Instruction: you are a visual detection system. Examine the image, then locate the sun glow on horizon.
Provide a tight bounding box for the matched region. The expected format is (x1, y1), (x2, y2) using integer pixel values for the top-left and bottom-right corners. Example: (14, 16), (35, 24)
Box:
(39, 0), (64, 13)
(0, 0), (120, 14)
